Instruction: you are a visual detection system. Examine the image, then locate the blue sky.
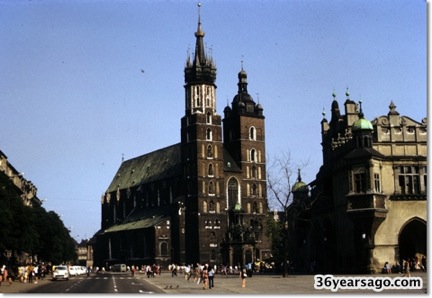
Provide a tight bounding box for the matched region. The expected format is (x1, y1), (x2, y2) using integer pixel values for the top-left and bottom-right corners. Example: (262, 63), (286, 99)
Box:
(0, 0), (426, 241)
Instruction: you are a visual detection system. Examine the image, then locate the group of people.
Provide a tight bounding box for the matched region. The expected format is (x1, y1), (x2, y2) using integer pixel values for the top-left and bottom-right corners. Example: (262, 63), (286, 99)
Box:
(0, 263), (49, 286)
(180, 263), (215, 290)
(383, 255), (426, 276)
(176, 263), (251, 289)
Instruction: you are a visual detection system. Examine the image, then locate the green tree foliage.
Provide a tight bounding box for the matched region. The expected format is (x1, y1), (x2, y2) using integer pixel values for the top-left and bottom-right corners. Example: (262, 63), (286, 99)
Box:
(0, 172), (77, 264)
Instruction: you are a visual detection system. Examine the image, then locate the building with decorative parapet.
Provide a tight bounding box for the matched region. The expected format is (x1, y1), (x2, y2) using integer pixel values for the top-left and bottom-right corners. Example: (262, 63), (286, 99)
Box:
(287, 90), (427, 274)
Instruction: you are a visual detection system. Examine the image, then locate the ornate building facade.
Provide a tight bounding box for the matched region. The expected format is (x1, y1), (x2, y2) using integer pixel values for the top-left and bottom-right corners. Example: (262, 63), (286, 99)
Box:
(94, 6), (271, 269)
(287, 90), (427, 274)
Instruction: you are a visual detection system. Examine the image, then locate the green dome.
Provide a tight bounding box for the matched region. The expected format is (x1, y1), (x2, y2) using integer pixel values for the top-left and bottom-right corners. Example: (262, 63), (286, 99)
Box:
(292, 180), (308, 192)
(352, 118), (373, 131)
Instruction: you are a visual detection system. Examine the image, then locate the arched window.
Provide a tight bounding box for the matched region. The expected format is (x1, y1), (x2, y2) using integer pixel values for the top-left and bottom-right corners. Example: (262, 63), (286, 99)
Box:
(206, 112), (212, 124)
(209, 181), (214, 194)
(251, 165), (257, 178)
(203, 201), (208, 213)
(249, 126), (256, 140)
(208, 164), (214, 176)
(206, 128), (212, 140)
(209, 200), (215, 212)
(252, 183), (257, 196)
(160, 241), (168, 256)
(228, 178), (239, 208)
(250, 149), (256, 162)
(207, 145), (213, 158)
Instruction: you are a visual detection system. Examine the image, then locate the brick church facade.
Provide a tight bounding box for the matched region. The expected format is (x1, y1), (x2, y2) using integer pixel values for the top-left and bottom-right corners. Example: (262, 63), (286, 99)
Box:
(94, 6), (271, 269)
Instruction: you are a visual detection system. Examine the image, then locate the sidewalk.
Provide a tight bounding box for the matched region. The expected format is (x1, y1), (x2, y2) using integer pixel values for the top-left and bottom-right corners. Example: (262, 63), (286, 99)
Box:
(140, 271), (428, 294)
(0, 271), (427, 294)
(0, 277), (51, 294)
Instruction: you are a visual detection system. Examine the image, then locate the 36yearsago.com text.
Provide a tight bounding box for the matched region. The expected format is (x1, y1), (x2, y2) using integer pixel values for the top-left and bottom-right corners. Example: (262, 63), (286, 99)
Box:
(314, 274), (423, 292)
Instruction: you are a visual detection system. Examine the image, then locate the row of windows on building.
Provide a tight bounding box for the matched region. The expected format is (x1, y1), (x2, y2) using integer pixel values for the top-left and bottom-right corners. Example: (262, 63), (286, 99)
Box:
(202, 200), (264, 214)
(348, 165), (427, 195)
(202, 163), (263, 180)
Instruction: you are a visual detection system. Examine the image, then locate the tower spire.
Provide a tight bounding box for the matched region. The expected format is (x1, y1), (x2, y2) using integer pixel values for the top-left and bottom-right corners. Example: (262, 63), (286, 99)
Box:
(194, 2), (206, 66)
(185, 1), (216, 85)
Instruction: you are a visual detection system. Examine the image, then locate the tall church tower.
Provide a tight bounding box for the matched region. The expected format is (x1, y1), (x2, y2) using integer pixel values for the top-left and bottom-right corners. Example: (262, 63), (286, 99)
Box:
(180, 3), (226, 264)
(222, 66), (268, 266)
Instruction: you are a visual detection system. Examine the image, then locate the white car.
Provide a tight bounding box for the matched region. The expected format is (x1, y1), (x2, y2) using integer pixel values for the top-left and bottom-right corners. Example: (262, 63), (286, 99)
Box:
(52, 265), (69, 281)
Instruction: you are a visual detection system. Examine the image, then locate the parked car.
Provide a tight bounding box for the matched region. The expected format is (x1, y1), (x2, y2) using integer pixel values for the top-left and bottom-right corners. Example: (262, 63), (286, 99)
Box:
(69, 265), (87, 276)
(52, 265), (69, 281)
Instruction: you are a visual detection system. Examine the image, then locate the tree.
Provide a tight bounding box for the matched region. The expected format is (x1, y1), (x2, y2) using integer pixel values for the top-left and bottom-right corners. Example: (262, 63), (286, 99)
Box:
(0, 172), (77, 265)
(266, 151), (309, 211)
(265, 152), (309, 275)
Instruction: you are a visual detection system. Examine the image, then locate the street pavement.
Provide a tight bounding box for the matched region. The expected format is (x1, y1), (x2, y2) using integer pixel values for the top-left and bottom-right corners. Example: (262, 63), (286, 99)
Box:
(0, 270), (427, 295)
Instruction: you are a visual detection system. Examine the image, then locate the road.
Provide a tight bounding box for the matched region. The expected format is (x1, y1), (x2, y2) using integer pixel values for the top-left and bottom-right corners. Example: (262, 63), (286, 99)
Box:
(24, 272), (163, 294)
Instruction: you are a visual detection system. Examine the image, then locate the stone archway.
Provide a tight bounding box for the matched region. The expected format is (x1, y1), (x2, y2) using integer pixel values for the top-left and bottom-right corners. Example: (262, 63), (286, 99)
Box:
(398, 218), (427, 261)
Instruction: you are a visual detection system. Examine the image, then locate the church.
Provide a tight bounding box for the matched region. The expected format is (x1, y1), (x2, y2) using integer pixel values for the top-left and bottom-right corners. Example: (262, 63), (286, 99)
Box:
(286, 91), (427, 274)
(94, 5), (271, 269)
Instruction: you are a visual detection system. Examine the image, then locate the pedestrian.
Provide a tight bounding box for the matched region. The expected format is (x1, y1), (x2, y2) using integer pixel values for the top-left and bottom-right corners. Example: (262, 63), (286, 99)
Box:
(3, 266), (12, 286)
(402, 259), (411, 277)
(202, 265), (209, 290)
(208, 266), (215, 289)
(240, 268), (247, 288)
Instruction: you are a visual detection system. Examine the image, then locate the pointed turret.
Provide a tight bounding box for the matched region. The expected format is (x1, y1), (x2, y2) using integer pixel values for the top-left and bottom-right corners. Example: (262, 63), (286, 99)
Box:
(184, 2), (216, 85)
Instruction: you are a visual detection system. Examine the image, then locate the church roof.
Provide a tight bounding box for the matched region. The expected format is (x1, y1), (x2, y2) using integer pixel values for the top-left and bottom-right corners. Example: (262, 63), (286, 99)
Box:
(103, 204), (171, 233)
(106, 144), (182, 193)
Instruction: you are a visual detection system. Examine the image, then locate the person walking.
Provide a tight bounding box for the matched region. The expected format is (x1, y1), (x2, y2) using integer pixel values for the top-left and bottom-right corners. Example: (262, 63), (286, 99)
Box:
(202, 265), (209, 290)
(402, 259), (411, 277)
(240, 268), (247, 288)
(208, 266), (215, 289)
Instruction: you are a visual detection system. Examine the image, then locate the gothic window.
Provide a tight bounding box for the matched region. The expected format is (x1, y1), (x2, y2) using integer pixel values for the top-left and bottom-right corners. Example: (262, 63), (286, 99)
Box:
(207, 145), (213, 158)
(205, 219), (212, 228)
(209, 181), (215, 195)
(252, 183), (257, 196)
(208, 164), (214, 176)
(251, 165), (257, 179)
(398, 166), (421, 194)
(250, 149), (256, 162)
(214, 219), (221, 229)
(247, 202), (251, 213)
(228, 178), (239, 208)
(203, 201), (208, 213)
(209, 200), (215, 212)
(206, 128), (212, 140)
(206, 112), (212, 124)
(249, 126), (256, 140)
(160, 241), (168, 256)
(216, 201), (220, 213)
